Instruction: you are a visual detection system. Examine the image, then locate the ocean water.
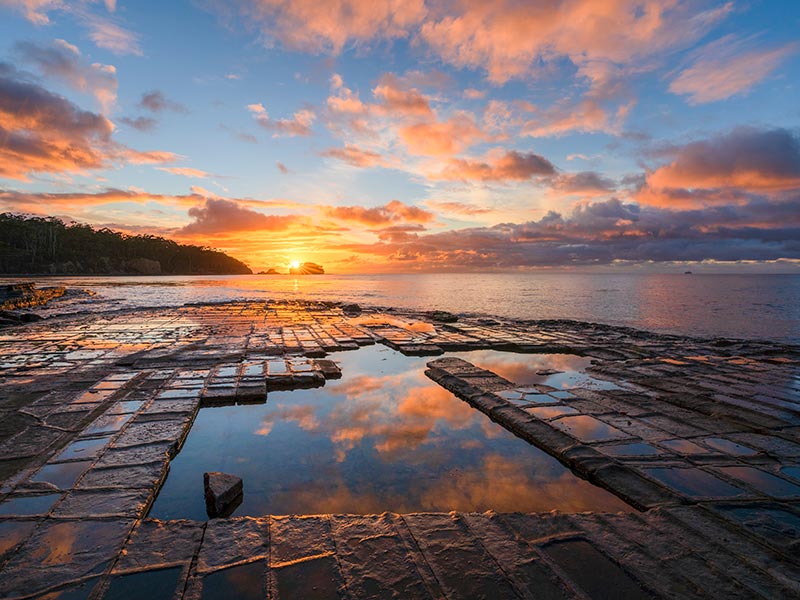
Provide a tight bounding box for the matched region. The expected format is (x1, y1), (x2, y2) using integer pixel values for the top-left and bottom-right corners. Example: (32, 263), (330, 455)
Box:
(9, 272), (799, 342)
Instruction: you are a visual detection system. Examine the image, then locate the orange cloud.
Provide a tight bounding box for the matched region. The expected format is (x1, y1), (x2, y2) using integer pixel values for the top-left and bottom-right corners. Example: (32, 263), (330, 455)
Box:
(372, 73), (433, 118)
(326, 80), (368, 115)
(0, 63), (175, 180)
(425, 201), (493, 216)
(321, 145), (385, 168)
(670, 35), (797, 104)
(179, 197), (307, 234)
(323, 200), (434, 226)
(643, 127), (800, 205)
(435, 149), (555, 182)
(398, 112), (486, 156)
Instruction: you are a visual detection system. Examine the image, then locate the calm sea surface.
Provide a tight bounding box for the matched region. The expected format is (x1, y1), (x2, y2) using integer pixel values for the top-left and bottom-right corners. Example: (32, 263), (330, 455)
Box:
(10, 273), (800, 342)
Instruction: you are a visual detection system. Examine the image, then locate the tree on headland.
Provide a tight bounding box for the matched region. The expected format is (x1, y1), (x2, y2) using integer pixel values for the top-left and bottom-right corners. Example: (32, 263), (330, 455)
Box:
(0, 213), (252, 275)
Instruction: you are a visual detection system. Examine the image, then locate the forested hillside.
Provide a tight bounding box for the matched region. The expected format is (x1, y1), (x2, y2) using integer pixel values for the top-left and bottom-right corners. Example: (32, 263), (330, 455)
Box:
(0, 214), (252, 275)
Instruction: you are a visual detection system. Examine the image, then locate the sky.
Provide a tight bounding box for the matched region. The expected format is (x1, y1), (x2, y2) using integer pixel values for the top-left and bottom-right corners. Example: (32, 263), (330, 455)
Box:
(0, 0), (799, 273)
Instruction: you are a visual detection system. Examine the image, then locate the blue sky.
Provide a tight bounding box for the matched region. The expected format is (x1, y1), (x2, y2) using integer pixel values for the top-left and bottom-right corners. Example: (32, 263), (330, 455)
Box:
(0, 0), (799, 272)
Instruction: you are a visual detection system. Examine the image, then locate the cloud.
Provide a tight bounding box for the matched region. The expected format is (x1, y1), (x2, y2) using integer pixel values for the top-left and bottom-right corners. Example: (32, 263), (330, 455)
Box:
(552, 171), (617, 195)
(0, 0), (61, 25)
(179, 197), (305, 234)
(119, 116), (157, 132)
(0, 62), (175, 180)
(157, 167), (211, 178)
(372, 73), (433, 117)
(398, 112), (486, 156)
(276, 161), (289, 174)
(641, 127), (800, 206)
(521, 98), (633, 138)
(79, 11), (142, 55)
(321, 145), (385, 168)
(139, 90), (188, 113)
(435, 149), (556, 182)
(323, 200), (434, 226)
(425, 201), (493, 216)
(670, 35), (797, 104)
(327, 82), (368, 115)
(247, 103), (315, 137)
(463, 88), (486, 100)
(14, 38), (118, 113)
(206, 0), (427, 54)
(418, 0), (733, 85)
(0, 186), (308, 214)
(340, 197), (800, 268)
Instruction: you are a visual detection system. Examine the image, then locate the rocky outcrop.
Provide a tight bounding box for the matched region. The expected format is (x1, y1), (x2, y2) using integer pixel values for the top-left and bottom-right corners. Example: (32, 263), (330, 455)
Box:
(0, 283), (66, 310)
(204, 472), (243, 518)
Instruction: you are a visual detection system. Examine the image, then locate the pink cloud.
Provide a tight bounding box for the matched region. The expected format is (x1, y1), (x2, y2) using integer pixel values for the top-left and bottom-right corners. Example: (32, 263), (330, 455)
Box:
(670, 35), (797, 104)
(157, 167), (211, 178)
(248, 103), (315, 137)
(0, 0), (61, 25)
(419, 0), (733, 85)
(80, 11), (142, 56)
(209, 0), (427, 54)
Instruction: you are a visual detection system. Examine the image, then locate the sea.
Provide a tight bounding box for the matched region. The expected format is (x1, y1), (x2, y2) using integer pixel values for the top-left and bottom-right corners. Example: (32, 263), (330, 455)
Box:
(8, 273), (800, 343)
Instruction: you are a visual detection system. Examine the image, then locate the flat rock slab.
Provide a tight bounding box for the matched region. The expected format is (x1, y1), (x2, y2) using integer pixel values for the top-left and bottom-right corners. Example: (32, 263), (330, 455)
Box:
(0, 300), (798, 598)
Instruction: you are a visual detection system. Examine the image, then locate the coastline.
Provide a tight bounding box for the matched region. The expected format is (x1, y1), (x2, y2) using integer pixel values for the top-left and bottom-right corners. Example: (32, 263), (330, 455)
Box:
(0, 299), (798, 597)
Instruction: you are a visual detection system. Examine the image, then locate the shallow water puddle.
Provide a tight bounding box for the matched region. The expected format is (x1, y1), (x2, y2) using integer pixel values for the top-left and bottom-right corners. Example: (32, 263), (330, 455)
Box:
(149, 347), (631, 518)
(449, 350), (624, 391)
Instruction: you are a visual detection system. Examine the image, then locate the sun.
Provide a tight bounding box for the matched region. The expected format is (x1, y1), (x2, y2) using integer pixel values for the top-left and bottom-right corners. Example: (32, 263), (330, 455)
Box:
(289, 260), (300, 270)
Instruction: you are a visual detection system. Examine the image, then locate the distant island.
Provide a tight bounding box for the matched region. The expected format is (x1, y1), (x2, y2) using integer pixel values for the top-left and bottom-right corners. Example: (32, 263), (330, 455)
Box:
(289, 262), (325, 275)
(0, 213), (252, 275)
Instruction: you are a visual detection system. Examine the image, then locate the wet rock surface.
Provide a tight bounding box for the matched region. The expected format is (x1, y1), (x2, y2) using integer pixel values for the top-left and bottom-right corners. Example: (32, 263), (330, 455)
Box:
(0, 299), (797, 598)
(204, 472), (243, 518)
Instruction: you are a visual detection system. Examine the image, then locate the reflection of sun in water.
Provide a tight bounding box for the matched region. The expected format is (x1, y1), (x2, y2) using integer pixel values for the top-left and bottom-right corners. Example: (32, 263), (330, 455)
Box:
(289, 260), (300, 270)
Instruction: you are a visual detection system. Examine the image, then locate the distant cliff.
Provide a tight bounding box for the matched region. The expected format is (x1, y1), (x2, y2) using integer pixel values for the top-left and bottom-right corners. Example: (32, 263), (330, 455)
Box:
(0, 213), (252, 275)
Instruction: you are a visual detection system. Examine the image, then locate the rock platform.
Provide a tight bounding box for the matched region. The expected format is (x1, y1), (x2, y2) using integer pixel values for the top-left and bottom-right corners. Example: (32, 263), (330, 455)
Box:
(0, 300), (797, 598)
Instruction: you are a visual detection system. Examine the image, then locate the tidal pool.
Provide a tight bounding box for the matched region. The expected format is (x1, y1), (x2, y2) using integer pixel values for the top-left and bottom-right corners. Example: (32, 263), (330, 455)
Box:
(149, 347), (631, 518)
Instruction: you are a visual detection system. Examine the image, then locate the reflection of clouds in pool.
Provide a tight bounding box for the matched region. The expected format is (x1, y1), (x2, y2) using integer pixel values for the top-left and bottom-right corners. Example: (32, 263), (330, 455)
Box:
(256, 370), (480, 461)
(453, 351), (591, 386)
(152, 347), (633, 517)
